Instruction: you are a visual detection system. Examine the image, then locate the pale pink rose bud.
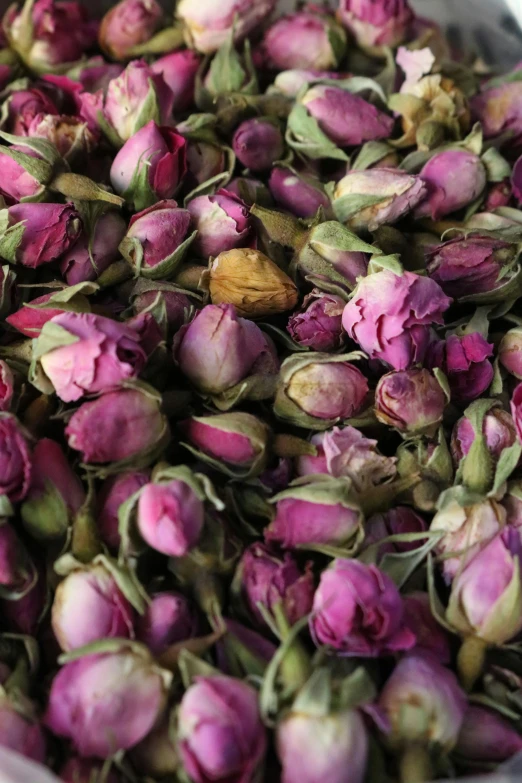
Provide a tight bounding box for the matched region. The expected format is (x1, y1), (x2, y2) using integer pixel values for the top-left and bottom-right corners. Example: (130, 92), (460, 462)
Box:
(415, 149), (487, 220)
(339, 0), (415, 48)
(187, 190), (253, 259)
(499, 327), (522, 379)
(137, 479), (204, 557)
(99, 0), (163, 60)
(120, 199), (193, 275)
(176, 0), (277, 54)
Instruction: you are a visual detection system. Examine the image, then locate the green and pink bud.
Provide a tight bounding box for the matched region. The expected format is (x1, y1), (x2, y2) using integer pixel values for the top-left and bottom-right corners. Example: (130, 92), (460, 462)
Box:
(136, 478), (205, 557)
(451, 408), (516, 467)
(60, 211), (127, 286)
(176, 0), (277, 54)
(0, 202), (82, 268)
(97, 470), (150, 551)
(375, 369), (447, 435)
(151, 50), (201, 113)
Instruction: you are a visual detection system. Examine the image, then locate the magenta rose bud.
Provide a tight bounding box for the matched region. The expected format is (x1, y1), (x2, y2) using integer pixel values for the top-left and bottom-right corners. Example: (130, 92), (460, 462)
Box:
(45, 646), (172, 758)
(110, 121), (187, 211)
(60, 758), (121, 783)
(52, 563), (134, 652)
(0, 362), (14, 412)
(187, 190), (252, 259)
(99, 0), (163, 60)
(301, 85), (394, 147)
(451, 409), (516, 467)
(415, 149), (487, 220)
(0, 414), (32, 502)
(235, 542), (314, 628)
(403, 592), (452, 663)
(342, 270), (451, 370)
(151, 50), (201, 113)
(471, 80), (522, 140)
(455, 705), (522, 764)
(428, 333), (494, 403)
(1, 203), (82, 268)
(232, 118), (284, 172)
(97, 471), (150, 550)
(60, 211), (127, 285)
(6, 88), (58, 136)
(66, 386), (168, 465)
(261, 11), (346, 71)
(426, 234), (518, 299)
(174, 304), (278, 395)
(137, 479), (204, 557)
(176, 0), (277, 54)
(311, 558), (416, 656)
(364, 506), (427, 556)
(375, 369), (447, 435)
(135, 591), (197, 655)
(499, 327), (522, 379)
(339, 0), (415, 47)
(178, 675), (267, 783)
(0, 696), (47, 763)
(287, 290), (345, 352)
(269, 166), (330, 218)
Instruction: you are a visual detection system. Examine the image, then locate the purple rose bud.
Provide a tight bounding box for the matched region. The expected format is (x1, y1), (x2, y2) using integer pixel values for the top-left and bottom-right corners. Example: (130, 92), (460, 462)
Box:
(135, 591), (197, 655)
(342, 270), (451, 370)
(301, 85), (394, 147)
(45, 647), (171, 758)
(97, 471), (150, 550)
(0, 414), (32, 502)
(110, 121), (187, 211)
(415, 149), (487, 220)
(426, 234), (518, 299)
(339, 0), (415, 48)
(455, 705), (522, 764)
(66, 386), (168, 465)
(499, 327), (522, 379)
(174, 304), (278, 395)
(269, 166), (330, 218)
(232, 118), (284, 172)
(235, 542), (314, 628)
(379, 654), (466, 750)
(0, 361), (14, 412)
(451, 409), (516, 467)
(99, 0), (163, 60)
(375, 369), (447, 434)
(137, 479), (204, 556)
(364, 506), (427, 556)
(187, 190), (252, 258)
(0, 145), (49, 203)
(296, 426), (397, 493)
(471, 81), (522, 140)
(287, 289), (345, 352)
(60, 211), (127, 285)
(0, 696), (46, 763)
(178, 675), (267, 782)
(176, 0), (277, 54)
(0, 522), (35, 595)
(428, 333), (493, 403)
(6, 88), (58, 136)
(6, 292), (69, 337)
(104, 60), (174, 142)
(60, 757), (121, 783)
(151, 50), (201, 113)
(333, 168), (426, 231)
(266, 477), (362, 549)
(2, 203), (82, 268)
(403, 592), (452, 663)
(311, 558), (416, 656)
(52, 563), (134, 651)
(120, 199), (193, 276)
(261, 11), (346, 71)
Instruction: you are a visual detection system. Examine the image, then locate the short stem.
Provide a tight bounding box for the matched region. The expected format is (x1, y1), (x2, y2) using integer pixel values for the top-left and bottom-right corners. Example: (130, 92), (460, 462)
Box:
(457, 636), (488, 692)
(97, 260), (133, 289)
(50, 173), (124, 207)
(172, 264), (207, 292)
(399, 744), (433, 783)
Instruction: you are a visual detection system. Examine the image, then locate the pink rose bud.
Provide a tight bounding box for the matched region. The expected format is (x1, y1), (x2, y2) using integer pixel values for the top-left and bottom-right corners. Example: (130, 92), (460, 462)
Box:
(52, 563), (134, 651)
(1, 202), (82, 268)
(333, 168), (426, 231)
(110, 121), (187, 211)
(499, 327), (522, 379)
(342, 270), (451, 370)
(269, 166), (330, 218)
(428, 333), (494, 403)
(33, 312), (147, 402)
(21, 438), (85, 540)
(339, 0), (415, 47)
(66, 386), (169, 465)
(0, 361), (14, 412)
(301, 85), (394, 147)
(176, 0), (277, 54)
(235, 542), (314, 628)
(0, 144), (50, 203)
(59, 211), (127, 285)
(415, 149), (487, 220)
(455, 705), (522, 764)
(151, 50), (201, 113)
(99, 0), (163, 60)
(6, 88), (59, 136)
(45, 646), (172, 757)
(60, 758), (121, 783)
(471, 80), (522, 140)
(27, 113), (98, 160)
(0, 414), (32, 502)
(403, 592), (452, 663)
(187, 190), (252, 259)
(261, 11), (346, 71)
(287, 289), (345, 352)
(364, 506), (427, 556)
(426, 234), (518, 299)
(135, 591), (197, 654)
(266, 476), (362, 549)
(131, 284), (193, 336)
(137, 479), (205, 556)
(0, 695), (47, 763)
(232, 118), (284, 172)
(174, 304), (278, 395)
(97, 471), (149, 551)
(5, 292), (69, 337)
(451, 409), (517, 467)
(296, 426), (397, 493)
(485, 178), (512, 210)
(379, 654), (466, 751)
(178, 675), (267, 782)
(375, 369), (447, 435)
(311, 558), (416, 655)
(0, 522), (35, 595)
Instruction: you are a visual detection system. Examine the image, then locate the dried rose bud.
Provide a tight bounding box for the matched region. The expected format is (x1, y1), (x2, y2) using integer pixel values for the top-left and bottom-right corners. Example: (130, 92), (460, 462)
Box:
(333, 168), (426, 232)
(455, 705), (522, 765)
(512, 383), (522, 443)
(178, 675), (267, 781)
(27, 114), (98, 160)
(415, 149), (487, 220)
(451, 409), (516, 467)
(187, 190), (252, 259)
(428, 333), (493, 403)
(60, 211), (127, 285)
(311, 558), (415, 655)
(185, 140), (227, 189)
(136, 591), (197, 655)
(60, 758), (121, 783)
(151, 50), (201, 113)
(97, 471), (150, 550)
(339, 0), (414, 48)
(235, 542), (314, 628)
(364, 506), (427, 556)
(375, 369), (447, 435)
(6, 292), (71, 337)
(0, 694), (47, 763)
(403, 592), (452, 663)
(131, 282), (193, 337)
(208, 248), (298, 318)
(6, 88), (58, 136)
(0, 144), (51, 203)
(260, 11), (346, 71)
(0, 362), (14, 412)
(499, 327), (522, 379)
(232, 118), (284, 172)
(485, 178), (512, 210)
(137, 478), (205, 557)
(0, 414), (32, 502)
(99, 0), (163, 60)
(176, 0), (277, 54)
(343, 270), (451, 370)
(287, 290), (345, 352)
(269, 166), (330, 218)
(0, 522), (35, 596)
(0, 202), (82, 268)
(471, 79), (522, 140)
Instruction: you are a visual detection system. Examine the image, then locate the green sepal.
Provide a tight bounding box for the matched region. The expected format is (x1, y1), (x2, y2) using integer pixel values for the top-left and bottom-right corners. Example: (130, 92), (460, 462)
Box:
(20, 479), (69, 540)
(0, 209), (26, 263)
(120, 230), (197, 281)
(332, 193), (389, 224)
(210, 372), (278, 412)
(286, 103), (349, 162)
(481, 147), (511, 183)
(134, 78), (162, 136)
(122, 152), (160, 212)
(352, 140), (395, 170)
